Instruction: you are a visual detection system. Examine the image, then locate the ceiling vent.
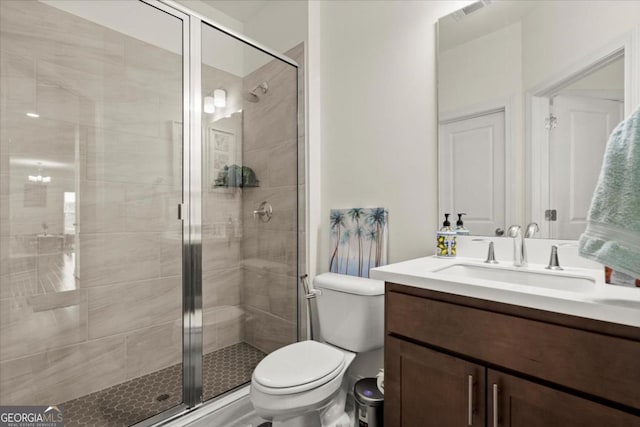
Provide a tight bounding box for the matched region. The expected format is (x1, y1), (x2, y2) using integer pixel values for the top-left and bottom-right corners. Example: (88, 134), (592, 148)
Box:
(452, 0), (491, 21)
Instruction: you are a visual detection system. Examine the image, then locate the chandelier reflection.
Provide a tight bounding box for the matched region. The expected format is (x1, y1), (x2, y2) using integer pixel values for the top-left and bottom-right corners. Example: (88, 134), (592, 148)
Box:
(28, 162), (52, 184)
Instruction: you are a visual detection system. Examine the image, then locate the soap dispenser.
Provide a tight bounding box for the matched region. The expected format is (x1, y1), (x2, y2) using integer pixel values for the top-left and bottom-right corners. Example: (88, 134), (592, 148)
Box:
(454, 213), (470, 236)
(436, 213), (457, 257)
(440, 213), (451, 231)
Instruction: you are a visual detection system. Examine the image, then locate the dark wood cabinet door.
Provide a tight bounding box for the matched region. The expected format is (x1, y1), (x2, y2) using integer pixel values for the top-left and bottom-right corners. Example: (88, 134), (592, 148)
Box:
(385, 336), (485, 427)
(487, 369), (640, 427)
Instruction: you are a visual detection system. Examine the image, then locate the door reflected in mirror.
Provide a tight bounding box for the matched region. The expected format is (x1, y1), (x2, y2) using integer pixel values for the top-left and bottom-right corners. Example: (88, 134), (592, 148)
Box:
(541, 58), (623, 239)
(437, 1), (639, 239)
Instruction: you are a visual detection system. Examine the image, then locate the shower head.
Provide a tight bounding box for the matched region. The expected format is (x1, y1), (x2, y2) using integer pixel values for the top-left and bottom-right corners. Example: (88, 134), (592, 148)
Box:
(244, 92), (259, 103)
(243, 81), (269, 103)
(250, 81), (269, 96)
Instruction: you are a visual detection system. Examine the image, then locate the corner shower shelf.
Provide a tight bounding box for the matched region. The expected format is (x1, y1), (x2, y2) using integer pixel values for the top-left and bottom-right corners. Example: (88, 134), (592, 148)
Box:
(212, 165), (260, 189)
(213, 183), (260, 188)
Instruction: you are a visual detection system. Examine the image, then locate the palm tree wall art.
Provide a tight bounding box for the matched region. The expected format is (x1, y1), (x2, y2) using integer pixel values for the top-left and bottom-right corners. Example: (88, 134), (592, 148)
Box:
(329, 210), (345, 272)
(329, 208), (388, 277)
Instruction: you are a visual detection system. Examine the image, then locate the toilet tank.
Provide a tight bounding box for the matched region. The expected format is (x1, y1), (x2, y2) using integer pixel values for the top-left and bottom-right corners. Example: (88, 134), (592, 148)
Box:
(313, 273), (384, 353)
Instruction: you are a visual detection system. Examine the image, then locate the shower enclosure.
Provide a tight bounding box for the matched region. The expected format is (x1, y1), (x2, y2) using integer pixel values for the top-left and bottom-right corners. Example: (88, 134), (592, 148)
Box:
(0, 1), (302, 426)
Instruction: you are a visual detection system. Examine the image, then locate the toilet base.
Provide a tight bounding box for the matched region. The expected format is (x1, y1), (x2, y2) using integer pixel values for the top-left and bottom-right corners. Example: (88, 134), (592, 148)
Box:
(269, 388), (351, 427)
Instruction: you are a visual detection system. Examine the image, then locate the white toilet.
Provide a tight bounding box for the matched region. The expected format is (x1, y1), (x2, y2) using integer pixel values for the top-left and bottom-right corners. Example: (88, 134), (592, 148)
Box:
(250, 272), (384, 427)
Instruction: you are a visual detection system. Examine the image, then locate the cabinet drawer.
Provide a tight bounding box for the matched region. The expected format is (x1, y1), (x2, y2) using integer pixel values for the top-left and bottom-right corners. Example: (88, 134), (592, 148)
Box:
(386, 290), (640, 410)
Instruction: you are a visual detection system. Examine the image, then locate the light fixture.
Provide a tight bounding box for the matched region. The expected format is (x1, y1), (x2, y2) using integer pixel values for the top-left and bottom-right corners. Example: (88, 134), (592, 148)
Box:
(213, 89), (226, 107)
(27, 162), (51, 184)
(28, 175), (51, 183)
(26, 112), (40, 118)
(203, 96), (215, 114)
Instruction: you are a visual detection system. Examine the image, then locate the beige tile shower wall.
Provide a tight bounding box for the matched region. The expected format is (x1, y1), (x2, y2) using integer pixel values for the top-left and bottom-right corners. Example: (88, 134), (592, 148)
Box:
(241, 44), (304, 353)
(0, 1), (185, 405)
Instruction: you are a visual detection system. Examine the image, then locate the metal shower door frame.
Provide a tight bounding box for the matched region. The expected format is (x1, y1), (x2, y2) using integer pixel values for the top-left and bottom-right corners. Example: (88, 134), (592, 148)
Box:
(135, 0), (301, 425)
(123, 1), (197, 425)
(137, 0), (205, 412)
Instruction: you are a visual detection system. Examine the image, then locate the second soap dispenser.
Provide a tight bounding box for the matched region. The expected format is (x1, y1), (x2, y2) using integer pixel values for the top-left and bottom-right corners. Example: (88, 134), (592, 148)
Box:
(454, 213), (470, 235)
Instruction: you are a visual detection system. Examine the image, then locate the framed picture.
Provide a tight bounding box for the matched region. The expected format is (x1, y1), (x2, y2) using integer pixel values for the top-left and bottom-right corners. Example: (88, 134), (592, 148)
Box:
(206, 128), (236, 191)
(329, 208), (389, 278)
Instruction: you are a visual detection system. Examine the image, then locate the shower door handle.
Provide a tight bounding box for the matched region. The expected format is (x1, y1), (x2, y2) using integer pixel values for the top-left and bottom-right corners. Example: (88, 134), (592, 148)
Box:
(178, 203), (187, 220)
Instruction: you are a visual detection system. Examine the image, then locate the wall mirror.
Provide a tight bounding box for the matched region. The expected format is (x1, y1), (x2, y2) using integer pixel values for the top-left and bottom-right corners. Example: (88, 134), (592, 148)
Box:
(437, 0), (639, 239)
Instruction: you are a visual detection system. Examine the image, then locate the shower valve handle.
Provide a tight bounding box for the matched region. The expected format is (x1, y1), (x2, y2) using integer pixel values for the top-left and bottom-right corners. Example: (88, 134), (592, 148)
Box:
(253, 201), (273, 222)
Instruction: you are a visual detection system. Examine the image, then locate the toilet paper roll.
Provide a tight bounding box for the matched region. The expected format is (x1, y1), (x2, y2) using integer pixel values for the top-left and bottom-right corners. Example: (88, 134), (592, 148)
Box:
(376, 369), (384, 394)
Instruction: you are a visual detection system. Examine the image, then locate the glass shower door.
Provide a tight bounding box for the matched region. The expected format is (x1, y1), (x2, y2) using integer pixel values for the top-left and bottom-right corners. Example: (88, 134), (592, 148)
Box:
(1, 1), (301, 424)
(199, 21), (299, 402)
(0, 1), (187, 425)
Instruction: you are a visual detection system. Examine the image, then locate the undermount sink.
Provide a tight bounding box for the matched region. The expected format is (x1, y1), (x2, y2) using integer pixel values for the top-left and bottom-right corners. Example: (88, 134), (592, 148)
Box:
(434, 263), (596, 292)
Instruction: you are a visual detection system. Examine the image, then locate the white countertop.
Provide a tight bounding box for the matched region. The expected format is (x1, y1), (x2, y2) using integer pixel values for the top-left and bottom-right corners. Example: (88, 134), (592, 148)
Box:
(371, 256), (640, 328)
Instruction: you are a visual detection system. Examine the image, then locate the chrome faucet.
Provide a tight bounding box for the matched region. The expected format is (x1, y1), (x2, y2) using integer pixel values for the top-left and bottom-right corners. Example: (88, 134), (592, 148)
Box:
(472, 239), (499, 264)
(524, 222), (539, 238)
(507, 225), (527, 267)
(546, 245), (562, 270)
(545, 243), (577, 271)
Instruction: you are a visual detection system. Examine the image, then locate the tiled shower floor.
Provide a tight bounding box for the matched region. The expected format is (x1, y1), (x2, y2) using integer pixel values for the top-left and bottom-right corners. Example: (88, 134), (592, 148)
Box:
(62, 343), (265, 427)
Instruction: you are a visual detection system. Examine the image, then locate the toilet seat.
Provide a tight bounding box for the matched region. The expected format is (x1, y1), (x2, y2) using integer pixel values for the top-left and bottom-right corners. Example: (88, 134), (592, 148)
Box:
(252, 341), (346, 395)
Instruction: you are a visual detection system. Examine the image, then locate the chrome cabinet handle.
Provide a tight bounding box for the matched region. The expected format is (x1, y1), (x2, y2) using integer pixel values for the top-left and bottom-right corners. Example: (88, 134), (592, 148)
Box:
(467, 374), (474, 426)
(493, 383), (499, 427)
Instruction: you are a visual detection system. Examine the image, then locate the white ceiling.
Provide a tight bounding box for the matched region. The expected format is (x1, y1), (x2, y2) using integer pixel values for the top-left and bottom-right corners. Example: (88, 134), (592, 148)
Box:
(439, 1), (538, 51)
(201, 0), (268, 23)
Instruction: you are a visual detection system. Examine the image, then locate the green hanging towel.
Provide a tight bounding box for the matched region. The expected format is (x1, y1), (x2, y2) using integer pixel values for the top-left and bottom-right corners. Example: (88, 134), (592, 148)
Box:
(578, 105), (640, 277)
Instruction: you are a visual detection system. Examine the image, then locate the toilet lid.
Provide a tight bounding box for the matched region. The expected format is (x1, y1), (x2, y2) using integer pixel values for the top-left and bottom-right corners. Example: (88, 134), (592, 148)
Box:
(253, 341), (346, 390)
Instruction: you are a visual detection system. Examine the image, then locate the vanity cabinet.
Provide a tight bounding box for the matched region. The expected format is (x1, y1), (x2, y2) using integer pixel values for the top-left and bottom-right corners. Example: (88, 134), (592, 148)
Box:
(386, 336), (485, 426)
(384, 284), (640, 426)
